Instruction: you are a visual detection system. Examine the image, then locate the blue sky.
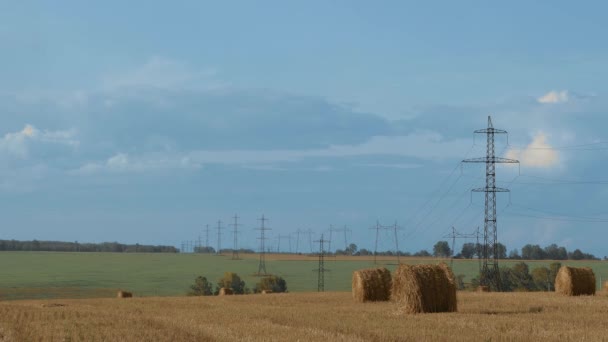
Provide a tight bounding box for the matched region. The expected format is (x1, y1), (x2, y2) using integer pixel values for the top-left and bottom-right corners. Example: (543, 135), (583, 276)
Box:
(1, 1), (608, 256)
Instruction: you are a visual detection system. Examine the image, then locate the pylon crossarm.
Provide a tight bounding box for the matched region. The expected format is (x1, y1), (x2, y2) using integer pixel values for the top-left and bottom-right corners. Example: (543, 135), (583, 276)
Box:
(471, 187), (510, 193)
(463, 157), (519, 164)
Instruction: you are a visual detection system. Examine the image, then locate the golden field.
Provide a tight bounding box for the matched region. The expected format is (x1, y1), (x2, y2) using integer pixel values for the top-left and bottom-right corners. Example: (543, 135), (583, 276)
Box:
(1, 291), (607, 341)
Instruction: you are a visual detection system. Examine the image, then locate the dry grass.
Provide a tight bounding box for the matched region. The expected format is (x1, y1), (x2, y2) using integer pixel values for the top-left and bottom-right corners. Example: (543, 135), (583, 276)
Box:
(0, 292), (608, 341)
(555, 266), (596, 296)
(391, 263), (457, 313)
(351, 267), (391, 302)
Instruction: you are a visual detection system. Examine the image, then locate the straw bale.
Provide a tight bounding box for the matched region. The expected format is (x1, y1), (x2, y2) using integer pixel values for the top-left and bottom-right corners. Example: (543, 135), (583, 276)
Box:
(261, 290), (273, 294)
(476, 286), (490, 293)
(391, 263), (457, 313)
(352, 267), (392, 302)
(554, 266), (595, 296)
(117, 291), (132, 298)
(219, 287), (234, 296)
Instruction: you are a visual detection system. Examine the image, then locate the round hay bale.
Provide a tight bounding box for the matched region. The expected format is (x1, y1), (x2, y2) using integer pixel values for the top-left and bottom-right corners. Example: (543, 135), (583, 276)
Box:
(261, 290), (273, 294)
(219, 287), (234, 296)
(555, 266), (595, 296)
(391, 263), (457, 314)
(352, 267), (392, 303)
(117, 291), (132, 298)
(476, 286), (490, 293)
(603, 280), (608, 292)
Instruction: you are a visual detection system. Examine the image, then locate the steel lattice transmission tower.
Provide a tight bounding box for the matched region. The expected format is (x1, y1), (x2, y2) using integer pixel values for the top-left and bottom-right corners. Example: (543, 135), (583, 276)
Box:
(314, 234), (330, 292)
(216, 220), (224, 255)
(231, 214), (241, 260)
(463, 116), (519, 290)
(204, 224), (211, 254)
(255, 215), (271, 276)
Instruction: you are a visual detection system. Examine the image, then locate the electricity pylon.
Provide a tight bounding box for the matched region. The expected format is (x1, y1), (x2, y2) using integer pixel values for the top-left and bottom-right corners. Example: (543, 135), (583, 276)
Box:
(463, 116), (519, 291)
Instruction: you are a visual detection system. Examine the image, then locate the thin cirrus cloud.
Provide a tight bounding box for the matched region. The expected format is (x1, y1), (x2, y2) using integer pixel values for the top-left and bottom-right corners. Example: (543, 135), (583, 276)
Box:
(72, 131), (471, 174)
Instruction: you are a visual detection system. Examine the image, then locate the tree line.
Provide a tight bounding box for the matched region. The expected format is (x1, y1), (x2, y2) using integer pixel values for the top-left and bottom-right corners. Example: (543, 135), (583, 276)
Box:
(431, 241), (599, 261)
(0, 239), (178, 253)
(188, 272), (287, 296)
(459, 262), (563, 292)
(328, 242), (599, 260)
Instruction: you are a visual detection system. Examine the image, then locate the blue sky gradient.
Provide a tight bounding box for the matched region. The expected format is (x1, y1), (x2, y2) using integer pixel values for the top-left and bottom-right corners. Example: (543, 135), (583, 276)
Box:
(1, 1), (608, 256)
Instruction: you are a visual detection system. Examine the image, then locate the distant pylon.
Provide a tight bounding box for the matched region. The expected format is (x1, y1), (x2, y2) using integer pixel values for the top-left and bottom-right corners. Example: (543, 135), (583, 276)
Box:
(294, 229), (302, 254)
(204, 224), (211, 253)
(314, 234), (330, 292)
(463, 116), (519, 291)
(255, 215), (271, 276)
(231, 214), (241, 260)
(216, 220), (224, 255)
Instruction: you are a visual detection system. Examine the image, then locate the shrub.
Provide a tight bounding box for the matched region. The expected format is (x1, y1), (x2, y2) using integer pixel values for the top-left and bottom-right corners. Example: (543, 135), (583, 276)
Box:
(217, 272), (246, 294)
(255, 275), (287, 293)
(188, 276), (214, 296)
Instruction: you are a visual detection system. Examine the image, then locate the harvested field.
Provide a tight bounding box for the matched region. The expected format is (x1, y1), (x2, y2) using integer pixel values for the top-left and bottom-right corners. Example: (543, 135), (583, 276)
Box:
(0, 292), (607, 341)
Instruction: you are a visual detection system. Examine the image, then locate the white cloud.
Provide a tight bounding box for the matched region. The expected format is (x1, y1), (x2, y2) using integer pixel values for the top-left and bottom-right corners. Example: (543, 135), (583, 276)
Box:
(0, 124), (79, 158)
(537, 90), (569, 104)
(505, 132), (559, 168)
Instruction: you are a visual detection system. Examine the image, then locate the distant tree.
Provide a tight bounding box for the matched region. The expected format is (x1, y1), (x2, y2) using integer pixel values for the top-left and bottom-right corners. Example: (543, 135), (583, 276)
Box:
(531, 267), (551, 291)
(255, 275), (287, 293)
(508, 249), (521, 259)
(460, 243), (477, 259)
(509, 262), (534, 291)
(495, 243), (507, 259)
(544, 244), (568, 260)
(217, 272), (246, 294)
(188, 276), (214, 296)
(358, 248), (372, 256)
(413, 249), (431, 257)
(345, 243), (358, 255)
(521, 244), (545, 260)
(456, 274), (466, 290)
(569, 249), (585, 260)
(433, 241), (451, 258)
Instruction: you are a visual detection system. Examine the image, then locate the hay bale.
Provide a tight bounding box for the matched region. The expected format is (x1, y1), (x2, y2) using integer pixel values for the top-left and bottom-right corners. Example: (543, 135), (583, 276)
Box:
(219, 287), (234, 296)
(261, 290), (273, 294)
(603, 280), (608, 292)
(117, 291), (132, 298)
(554, 266), (595, 296)
(352, 267), (392, 302)
(391, 263), (457, 313)
(476, 286), (490, 293)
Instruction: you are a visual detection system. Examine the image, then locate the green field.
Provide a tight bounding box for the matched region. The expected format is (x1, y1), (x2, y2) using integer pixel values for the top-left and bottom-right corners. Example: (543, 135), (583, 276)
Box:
(0, 252), (606, 300)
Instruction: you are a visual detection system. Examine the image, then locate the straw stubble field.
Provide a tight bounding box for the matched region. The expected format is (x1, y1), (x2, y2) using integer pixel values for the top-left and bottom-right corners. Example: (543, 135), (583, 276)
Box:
(1, 291), (608, 341)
